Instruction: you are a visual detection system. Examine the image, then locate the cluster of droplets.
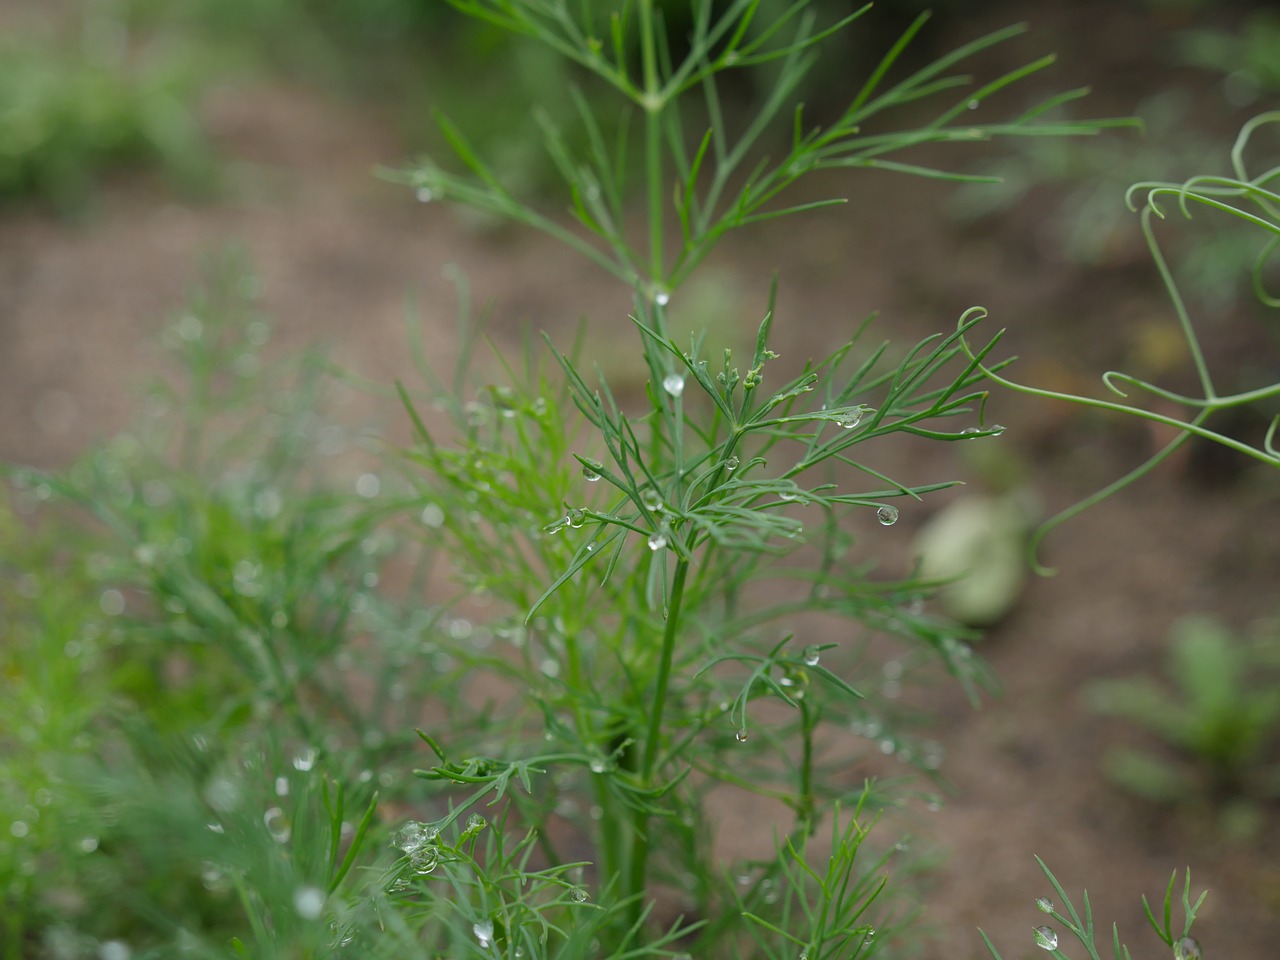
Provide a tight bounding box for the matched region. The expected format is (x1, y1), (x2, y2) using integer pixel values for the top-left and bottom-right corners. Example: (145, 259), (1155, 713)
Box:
(393, 820), (442, 879)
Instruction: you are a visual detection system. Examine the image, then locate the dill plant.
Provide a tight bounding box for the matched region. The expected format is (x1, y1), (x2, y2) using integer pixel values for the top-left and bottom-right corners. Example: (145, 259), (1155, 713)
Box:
(372, 1), (1124, 957)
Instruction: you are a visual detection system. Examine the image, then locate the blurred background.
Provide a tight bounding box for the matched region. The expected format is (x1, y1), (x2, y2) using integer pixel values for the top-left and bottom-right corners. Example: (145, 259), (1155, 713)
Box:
(1, 0), (1278, 957)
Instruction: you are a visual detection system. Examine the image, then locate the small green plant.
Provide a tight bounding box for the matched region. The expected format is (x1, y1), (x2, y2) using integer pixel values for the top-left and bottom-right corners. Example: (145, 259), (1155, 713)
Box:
(0, 249), (408, 955)
(980, 858), (1206, 960)
(0, 3), (211, 211)
(1086, 615), (1280, 809)
(958, 112), (1280, 569)
(370, 1), (1121, 957)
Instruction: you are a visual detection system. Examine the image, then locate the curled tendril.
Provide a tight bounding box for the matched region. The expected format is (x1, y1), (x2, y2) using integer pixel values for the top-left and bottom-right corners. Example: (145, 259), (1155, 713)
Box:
(959, 115), (1280, 574)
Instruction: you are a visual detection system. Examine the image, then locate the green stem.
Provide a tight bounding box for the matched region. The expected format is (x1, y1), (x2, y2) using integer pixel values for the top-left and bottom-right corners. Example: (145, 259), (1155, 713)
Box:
(638, 0), (664, 282)
(626, 556), (690, 927)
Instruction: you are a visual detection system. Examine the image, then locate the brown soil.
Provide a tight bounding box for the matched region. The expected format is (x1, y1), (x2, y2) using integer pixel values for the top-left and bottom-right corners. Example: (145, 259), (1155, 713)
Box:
(3, 2), (1278, 957)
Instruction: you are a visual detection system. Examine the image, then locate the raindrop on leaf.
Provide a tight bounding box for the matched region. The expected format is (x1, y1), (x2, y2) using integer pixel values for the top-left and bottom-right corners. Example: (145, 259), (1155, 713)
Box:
(1033, 926), (1059, 951)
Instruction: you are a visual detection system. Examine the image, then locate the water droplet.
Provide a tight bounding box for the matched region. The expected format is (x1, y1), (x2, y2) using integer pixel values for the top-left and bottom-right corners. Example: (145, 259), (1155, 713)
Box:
(641, 488), (664, 512)
(655, 291), (671, 307)
(1033, 925), (1059, 951)
(264, 807), (291, 843)
(421, 503), (445, 528)
(99, 589), (125, 616)
(735, 728), (748, 743)
(355, 473), (381, 498)
(416, 186), (435, 202)
(275, 776), (289, 797)
(1035, 896), (1054, 914)
(662, 373), (685, 398)
(411, 846), (439, 874)
(473, 919), (495, 948)
(989, 424), (1006, 436)
(570, 887), (589, 903)
(79, 836), (98, 853)
(99, 940), (132, 960)
(467, 813), (487, 831)
(968, 99), (980, 109)
(647, 531), (668, 552)
(833, 406), (866, 429)
(253, 489), (283, 520)
(876, 505), (899, 526)
(582, 459), (603, 482)
(176, 313), (203, 342)
(589, 757), (607, 774)
(801, 645), (821, 666)
(10, 821), (29, 838)
(726, 456), (740, 471)
(567, 507), (586, 529)
(391, 824), (427, 855)
(962, 426), (981, 437)
(1173, 937), (1201, 960)
(293, 885), (325, 920)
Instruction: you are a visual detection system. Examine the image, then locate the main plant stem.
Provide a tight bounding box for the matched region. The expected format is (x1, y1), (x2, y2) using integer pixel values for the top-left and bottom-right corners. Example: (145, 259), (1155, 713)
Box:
(637, 0), (664, 282)
(626, 556), (689, 927)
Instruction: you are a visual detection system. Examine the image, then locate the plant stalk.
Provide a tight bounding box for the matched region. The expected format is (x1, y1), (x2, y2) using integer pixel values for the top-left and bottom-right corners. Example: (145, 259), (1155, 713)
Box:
(626, 555), (689, 926)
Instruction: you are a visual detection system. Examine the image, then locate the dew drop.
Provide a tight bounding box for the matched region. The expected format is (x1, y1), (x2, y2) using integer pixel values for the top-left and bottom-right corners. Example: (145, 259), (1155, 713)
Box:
(968, 99), (980, 110)
(411, 846), (439, 875)
(467, 813), (487, 831)
(726, 455), (740, 471)
(582, 460), (603, 482)
(99, 589), (125, 616)
(253, 489), (283, 520)
(293, 885), (325, 920)
(662, 373), (685, 398)
(802, 645), (821, 666)
(735, 728), (748, 743)
(421, 503), (445, 528)
(395, 822), (427, 854)
(1035, 896), (1054, 914)
(473, 919), (495, 948)
(961, 426), (981, 437)
(876, 505), (899, 526)
(833, 407), (864, 429)
(655, 291), (671, 307)
(263, 807), (291, 844)
(99, 940), (132, 960)
(79, 836), (98, 853)
(1173, 937), (1201, 960)
(567, 507), (586, 529)
(647, 531), (668, 552)
(589, 757), (607, 774)
(570, 887), (589, 903)
(989, 424), (1006, 436)
(355, 473), (381, 498)
(641, 488), (664, 512)
(416, 186), (435, 203)
(1033, 925), (1059, 951)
